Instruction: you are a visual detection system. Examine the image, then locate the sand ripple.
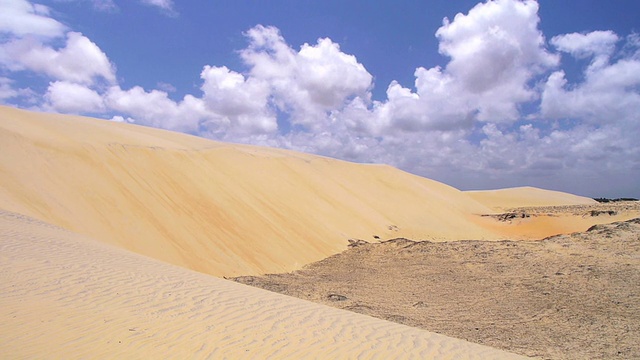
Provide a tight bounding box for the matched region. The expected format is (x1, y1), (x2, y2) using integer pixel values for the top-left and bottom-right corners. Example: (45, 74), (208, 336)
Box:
(0, 210), (525, 359)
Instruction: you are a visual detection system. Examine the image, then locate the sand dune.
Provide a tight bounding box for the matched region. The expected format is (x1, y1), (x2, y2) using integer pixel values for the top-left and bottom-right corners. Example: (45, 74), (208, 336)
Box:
(0, 106), (626, 277)
(466, 186), (596, 210)
(0, 209), (526, 359)
(1, 105), (502, 277)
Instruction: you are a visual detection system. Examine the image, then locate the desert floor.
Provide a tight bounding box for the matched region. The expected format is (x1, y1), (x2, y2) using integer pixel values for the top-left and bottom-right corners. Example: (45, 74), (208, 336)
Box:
(234, 202), (640, 360)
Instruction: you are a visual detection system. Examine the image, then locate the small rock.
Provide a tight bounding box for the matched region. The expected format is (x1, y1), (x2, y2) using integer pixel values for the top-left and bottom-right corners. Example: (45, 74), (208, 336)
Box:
(327, 293), (348, 301)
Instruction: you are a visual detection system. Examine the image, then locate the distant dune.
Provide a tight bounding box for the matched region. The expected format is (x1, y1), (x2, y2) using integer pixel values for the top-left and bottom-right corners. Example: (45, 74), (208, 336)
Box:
(466, 186), (597, 210)
(0, 209), (527, 359)
(1, 106), (633, 277)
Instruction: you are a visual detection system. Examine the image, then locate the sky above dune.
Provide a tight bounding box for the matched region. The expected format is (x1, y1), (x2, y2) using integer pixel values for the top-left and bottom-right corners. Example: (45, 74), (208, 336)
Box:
(1, 0), (639, 197)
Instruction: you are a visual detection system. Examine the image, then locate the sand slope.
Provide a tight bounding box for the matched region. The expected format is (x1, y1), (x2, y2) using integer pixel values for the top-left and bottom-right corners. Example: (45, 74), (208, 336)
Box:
(0, 209), (527, 359)
(0, 106), (504, 277)
(1, 106), (621, 277)
(466, 186), (596, 210)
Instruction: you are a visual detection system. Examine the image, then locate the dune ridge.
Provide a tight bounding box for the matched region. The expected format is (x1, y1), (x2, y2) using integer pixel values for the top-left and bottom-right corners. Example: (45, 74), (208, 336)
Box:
(0, 209), (527, 359)
(1, 106), (632, 277)
(1, 105), (504, 277)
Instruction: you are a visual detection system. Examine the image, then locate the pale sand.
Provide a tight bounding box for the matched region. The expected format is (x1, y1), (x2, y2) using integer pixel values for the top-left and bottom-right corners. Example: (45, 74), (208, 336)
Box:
(1, 105), (499, 277)
(1, 106), (630, 277)
(0, 209), (526, 359)
(466, 186), (597, 210)
(468, 188), (639, 239)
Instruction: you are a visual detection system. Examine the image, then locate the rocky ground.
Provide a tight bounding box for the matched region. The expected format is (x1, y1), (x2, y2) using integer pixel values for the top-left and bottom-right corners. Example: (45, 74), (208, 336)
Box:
(233, 207), (640, 359)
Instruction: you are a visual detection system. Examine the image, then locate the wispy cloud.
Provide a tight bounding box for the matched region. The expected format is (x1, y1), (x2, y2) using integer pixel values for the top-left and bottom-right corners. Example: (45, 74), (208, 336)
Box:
(139, 0), (177, 16)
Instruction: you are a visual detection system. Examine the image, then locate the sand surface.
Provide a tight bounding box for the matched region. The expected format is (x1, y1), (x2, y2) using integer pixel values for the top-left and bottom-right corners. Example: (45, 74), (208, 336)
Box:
(466, 187), (597, 210)
(1, 105), (501, 277)
(235, 204), (640, 359)
(3, 105), (638, 358)
(0, 209), (527, 359)
(1, 106), (632, 278)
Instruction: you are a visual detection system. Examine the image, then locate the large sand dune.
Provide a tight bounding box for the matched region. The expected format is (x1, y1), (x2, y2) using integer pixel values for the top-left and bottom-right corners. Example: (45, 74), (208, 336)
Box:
(1, 106), (633, 277)
(2, 106), (637, 358)
(1, 105), (503, 277)
(0, 209), (526, 359)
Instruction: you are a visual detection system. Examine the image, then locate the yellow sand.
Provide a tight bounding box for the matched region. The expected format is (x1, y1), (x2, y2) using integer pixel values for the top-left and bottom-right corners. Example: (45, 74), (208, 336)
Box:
(1, 105), (504, 277)
(466, 186), (596, 210)
(2, 106), (630, 277)
(0, 209), (527, 359)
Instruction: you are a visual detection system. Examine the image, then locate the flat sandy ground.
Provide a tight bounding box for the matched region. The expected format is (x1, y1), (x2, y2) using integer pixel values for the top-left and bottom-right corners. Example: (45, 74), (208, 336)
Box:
(234, 202), (640, 360)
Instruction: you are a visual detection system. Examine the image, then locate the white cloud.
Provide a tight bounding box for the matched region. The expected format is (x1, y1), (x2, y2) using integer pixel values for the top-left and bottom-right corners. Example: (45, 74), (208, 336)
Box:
(542, 32), (640, 128)
(336, 0), (558, 137)
(200, 65), (276, 134)
(0, 76), (36, 103)
(0, 77), (19, 100)
(49, 0), (118, 12)
(240, 25), (373, 130)
(140, 0), (176, 15)
(3, 0), (639, 197)
(104, 85), (210, 133)
(156, 82), (176, 93)
(552, 30), (619, 73)
(45, 81), (105, 113)
(551, 31), (619, 59)
(89, 0), (117, 12)
(0, 32), (116, 85)
(0, 0), (67, 38)
(385, 0), (556, 129)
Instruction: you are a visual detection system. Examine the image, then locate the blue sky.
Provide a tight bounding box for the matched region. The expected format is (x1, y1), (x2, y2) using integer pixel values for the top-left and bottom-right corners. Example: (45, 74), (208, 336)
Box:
(1, 0), (640, 197)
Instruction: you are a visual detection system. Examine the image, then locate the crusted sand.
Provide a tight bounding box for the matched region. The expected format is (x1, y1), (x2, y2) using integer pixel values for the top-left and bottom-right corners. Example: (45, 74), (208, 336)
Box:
(0, 209), (527, 359)
(235, 208), (640, 359)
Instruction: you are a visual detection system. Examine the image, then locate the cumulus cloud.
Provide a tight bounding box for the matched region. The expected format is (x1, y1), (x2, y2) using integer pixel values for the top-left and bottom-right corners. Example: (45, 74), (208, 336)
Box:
(358, 0), (558, 135)
(45, 81), (105, 113)
(200, 65), (276, 134)
(542, 32), (640, 128)
(0, 32), (116, 85)
(551, 31), (619, 59)
(240, 25), (373, 130)
(0, 0), (67, 38)
(104, 85), (210, 133)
